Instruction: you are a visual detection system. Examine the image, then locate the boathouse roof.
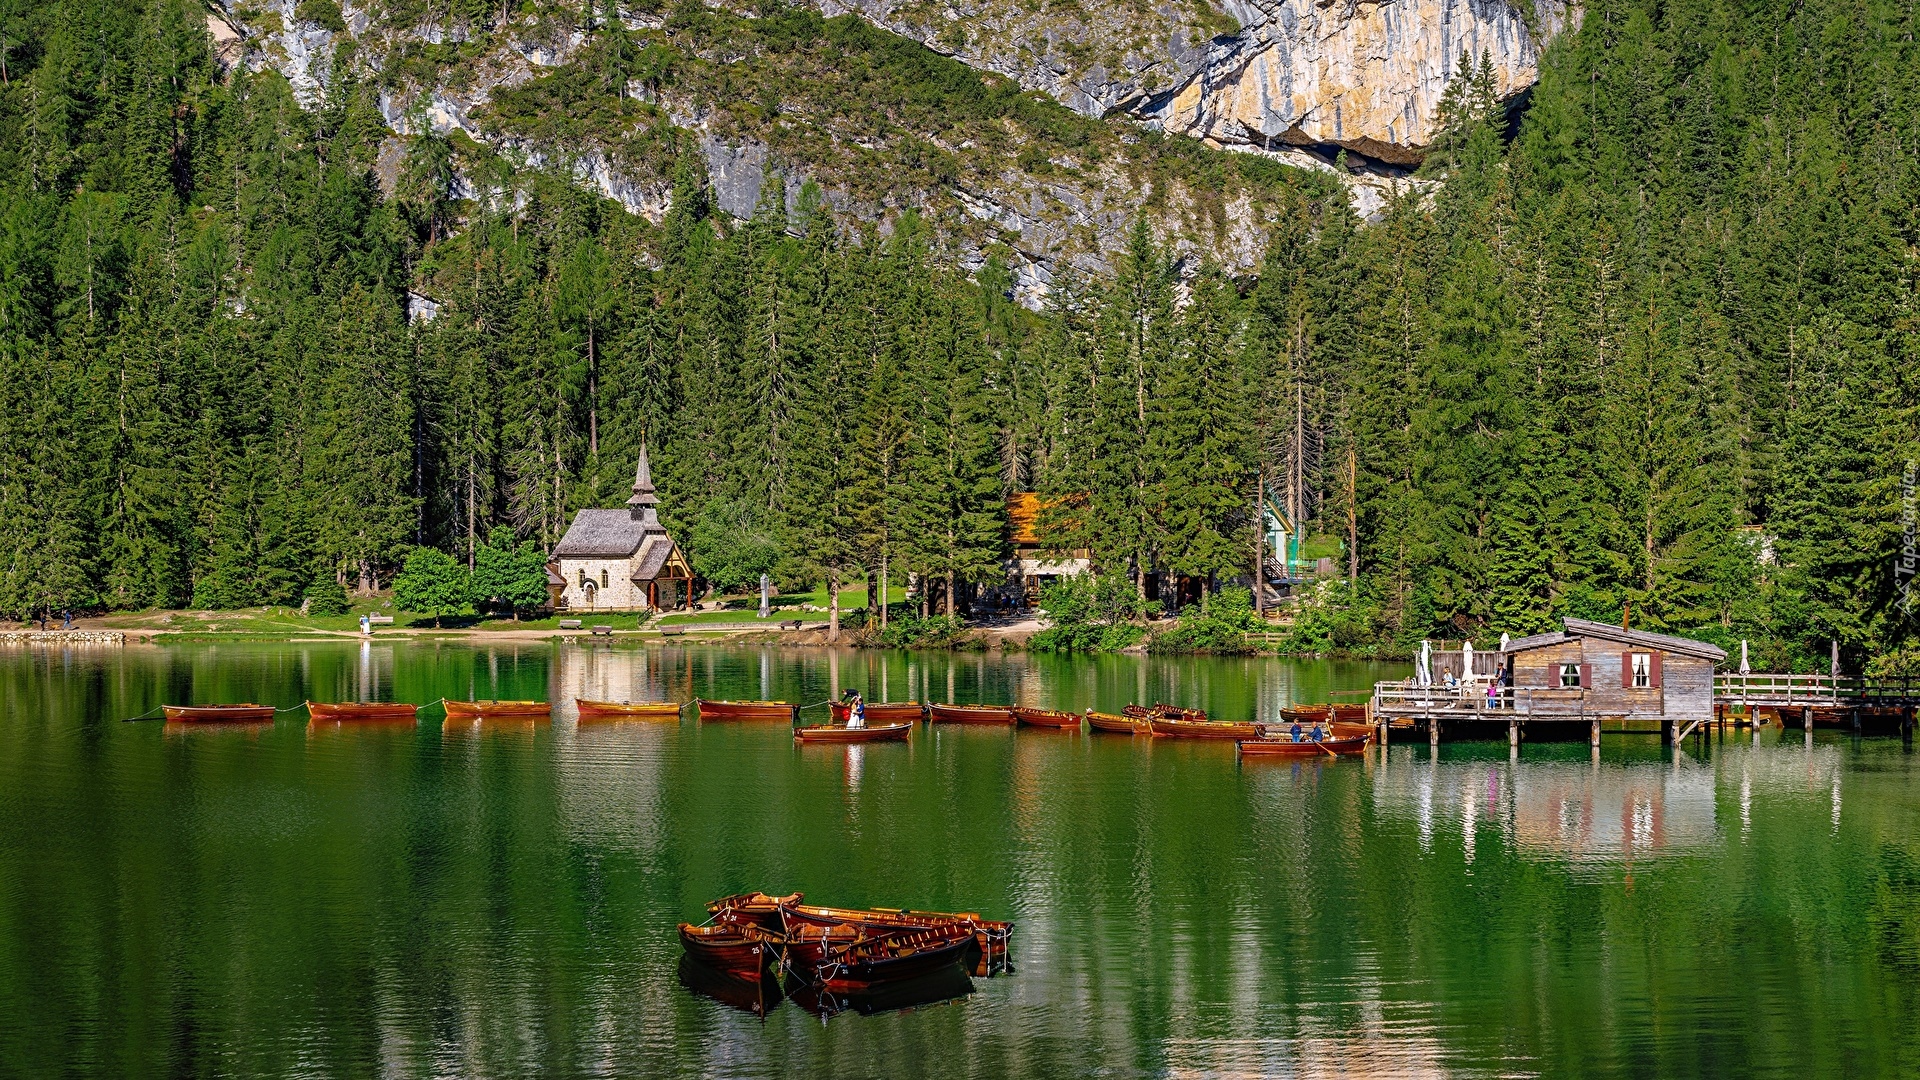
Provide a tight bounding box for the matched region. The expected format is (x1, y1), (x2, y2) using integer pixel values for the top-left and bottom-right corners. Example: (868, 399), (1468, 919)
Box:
(1501, 618), (1726, 663)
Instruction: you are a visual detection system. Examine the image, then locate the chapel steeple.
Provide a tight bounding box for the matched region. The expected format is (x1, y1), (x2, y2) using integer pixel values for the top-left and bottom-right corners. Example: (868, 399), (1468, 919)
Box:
(627, 442), (660, 526)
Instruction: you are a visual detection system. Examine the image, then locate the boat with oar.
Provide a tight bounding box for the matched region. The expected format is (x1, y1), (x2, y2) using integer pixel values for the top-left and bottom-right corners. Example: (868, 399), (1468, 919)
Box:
(1238, 735), (1369, 757)
(307, 702), (419, 722)
(696, 699), (801, 721)
(1012, 707), (1082, 729)
(444, 699), (551, 719)
(806, 923), (977, 992)
(162, 704), (277, 723)
(1280, 703), (1370, 723)
(1086, 710), (1147, 734)
(709, 892), (1014, 967)
(575, 699), (683, 719)
(678, 921), (787, 980)
(706, 891), (804, 931)
(794, 722), (913, 744)
(829, 701), (926, 724)
(1124, 703), (1209, 722)
(1148, 717), (1261, 739)
(928, 703), (1017, 724)
(774, 899), (1013, 965)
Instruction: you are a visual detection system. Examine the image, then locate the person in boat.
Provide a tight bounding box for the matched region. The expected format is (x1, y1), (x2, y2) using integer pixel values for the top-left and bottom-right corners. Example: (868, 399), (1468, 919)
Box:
(843, 689), (865, 729)
(1311, 722), (1326, 742)
(1289, 722), (1304, 743)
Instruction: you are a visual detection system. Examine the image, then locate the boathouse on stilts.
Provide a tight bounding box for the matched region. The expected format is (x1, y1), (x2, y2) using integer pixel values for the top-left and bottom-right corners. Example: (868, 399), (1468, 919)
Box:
(1372, 618), (1725, 749)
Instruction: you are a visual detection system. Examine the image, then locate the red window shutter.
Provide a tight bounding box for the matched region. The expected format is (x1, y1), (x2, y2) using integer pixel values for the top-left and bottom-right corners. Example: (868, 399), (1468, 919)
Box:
(1651, 652), (1663, 688)
(1622, 652), (1633, 688)
(1579, 662), (1592, 689)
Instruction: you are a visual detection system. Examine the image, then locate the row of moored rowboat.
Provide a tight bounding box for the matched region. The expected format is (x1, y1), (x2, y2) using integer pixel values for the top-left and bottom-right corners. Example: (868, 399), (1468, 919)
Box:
(158, 699), (1374, 754)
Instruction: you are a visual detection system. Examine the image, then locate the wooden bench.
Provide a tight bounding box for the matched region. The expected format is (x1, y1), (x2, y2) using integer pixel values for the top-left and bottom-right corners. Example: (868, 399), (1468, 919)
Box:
(558, 619), (582, 630)
(367, 615), (394, 626)
(780, 619), (804, 631)
(659, 625), (686, 637)
(590, 625), (614, 636)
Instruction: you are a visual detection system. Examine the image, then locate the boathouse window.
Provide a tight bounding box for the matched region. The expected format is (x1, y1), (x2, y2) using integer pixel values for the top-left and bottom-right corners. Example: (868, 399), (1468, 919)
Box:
(1630, 652), (1652, 688)
(578, 569), (587, 589)
(600, 569), (609, 589)
(1560, 663), (1581, 688)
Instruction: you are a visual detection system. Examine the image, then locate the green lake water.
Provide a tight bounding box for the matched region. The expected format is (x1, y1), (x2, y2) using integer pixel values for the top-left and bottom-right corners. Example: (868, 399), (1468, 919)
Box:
(3, 641), (1918, 1078)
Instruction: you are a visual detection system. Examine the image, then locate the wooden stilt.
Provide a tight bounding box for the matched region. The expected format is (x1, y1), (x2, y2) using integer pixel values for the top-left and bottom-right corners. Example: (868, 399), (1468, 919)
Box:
(1590, 717), (1601, 748)
(1429, 718), (1440, 750)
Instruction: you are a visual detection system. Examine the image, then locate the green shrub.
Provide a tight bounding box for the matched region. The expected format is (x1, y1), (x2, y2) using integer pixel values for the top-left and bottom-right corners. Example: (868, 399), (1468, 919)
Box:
(1027, 576), (1153, 653)
(870, 614), (966, 648)
(294, 0), (346, 31)
(1149, 586), (1261, 654)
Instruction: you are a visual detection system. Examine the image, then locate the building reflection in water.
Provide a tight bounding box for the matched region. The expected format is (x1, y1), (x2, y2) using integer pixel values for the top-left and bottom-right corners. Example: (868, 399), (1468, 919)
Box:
(1371, 749), (1719, 868)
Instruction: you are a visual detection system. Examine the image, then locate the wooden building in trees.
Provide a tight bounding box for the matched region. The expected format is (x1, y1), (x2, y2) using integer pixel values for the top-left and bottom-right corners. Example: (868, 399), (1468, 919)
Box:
(1499, 618), (1724, 725)
(548, 445), (693, 612)
(1006, 493), (1090, 602)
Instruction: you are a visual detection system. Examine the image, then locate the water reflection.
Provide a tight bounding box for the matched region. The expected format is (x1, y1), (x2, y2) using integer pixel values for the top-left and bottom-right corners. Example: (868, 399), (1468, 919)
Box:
(1372, 749), (1718, 867)
(8, 643), (1920, 1080)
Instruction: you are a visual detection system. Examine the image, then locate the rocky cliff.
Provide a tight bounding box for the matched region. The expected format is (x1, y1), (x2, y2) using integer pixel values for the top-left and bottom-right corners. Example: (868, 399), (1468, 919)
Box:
(211, 0), (1573, 293)
(816, 0), (1575, 164)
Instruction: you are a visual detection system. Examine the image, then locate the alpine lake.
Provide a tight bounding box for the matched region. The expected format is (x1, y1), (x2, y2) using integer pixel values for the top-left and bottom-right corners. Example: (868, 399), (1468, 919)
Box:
(3, 640), (1918, 1079)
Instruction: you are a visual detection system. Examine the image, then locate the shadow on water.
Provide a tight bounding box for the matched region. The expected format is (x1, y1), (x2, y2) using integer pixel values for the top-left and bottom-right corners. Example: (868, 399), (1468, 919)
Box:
(678, 955), (785, 1019)
(786, 963), (975, 1021)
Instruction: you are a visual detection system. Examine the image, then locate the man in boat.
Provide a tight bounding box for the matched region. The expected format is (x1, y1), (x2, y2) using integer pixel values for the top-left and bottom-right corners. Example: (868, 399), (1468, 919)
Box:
(1289, 722), (1304, 743)
(843, 689), (865, 729)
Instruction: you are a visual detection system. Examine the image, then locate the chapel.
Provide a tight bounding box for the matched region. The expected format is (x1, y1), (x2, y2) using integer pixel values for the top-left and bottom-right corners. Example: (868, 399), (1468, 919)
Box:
(547, 445), (693, 612)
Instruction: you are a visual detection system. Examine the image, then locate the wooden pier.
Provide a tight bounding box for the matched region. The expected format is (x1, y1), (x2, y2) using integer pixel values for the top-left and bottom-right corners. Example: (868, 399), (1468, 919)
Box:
(1371, 620), (1920, 749)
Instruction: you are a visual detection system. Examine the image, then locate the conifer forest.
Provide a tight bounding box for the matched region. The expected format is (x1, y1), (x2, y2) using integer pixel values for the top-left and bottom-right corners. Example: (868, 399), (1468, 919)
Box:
(2, 0), (1917, 668)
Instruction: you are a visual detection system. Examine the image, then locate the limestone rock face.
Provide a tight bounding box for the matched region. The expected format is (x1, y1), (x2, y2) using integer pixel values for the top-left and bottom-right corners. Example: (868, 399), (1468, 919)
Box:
(817, 0), (1576, 163)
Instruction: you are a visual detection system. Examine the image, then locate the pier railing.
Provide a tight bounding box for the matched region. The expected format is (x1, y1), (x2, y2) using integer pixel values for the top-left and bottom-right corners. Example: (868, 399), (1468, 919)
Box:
(1371, 682), (1588, 719)
(1713, 673), (1843, 705)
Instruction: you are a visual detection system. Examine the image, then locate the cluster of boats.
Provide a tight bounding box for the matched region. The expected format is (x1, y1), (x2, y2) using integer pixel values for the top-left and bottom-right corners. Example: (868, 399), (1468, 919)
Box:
(679, 892), (1012, 1016)
(777, 699), (1377, 756)
(158, 698), (1375, 755)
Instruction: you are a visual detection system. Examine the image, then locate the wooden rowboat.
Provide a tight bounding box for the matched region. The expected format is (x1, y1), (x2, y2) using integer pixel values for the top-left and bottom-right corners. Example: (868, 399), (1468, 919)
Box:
(1280, 703), (1369, 723)
(829, 701), (927, 724)
(1012, 707), (1082, 729)
(775, 900), (1014, 963)
(1237, 735), (1369, 757)
(813, 924), (976, 991)
(1149, 717), (1261, 739)
(308, 702), (419, 722)
(928, 703), (1017, 724)
(697, 699), (801, 721)
(794, 722), (913, 743)
(575, 699), (683, 719)
(678, 922), (786, 979)
(1087, 710), (1147, 734)
(707, 891), (804, 931)
(1153, 703), (1208, 720)
(444, 699), (551, 719)
(162, 704), (277, 723)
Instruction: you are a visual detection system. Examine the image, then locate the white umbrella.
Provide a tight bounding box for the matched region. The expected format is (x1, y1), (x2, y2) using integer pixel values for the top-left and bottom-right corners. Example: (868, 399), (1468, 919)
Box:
(1461, 640), (1474, 684)
(1417, 639), (1432, 687)
(1499, 632), (1511, 652)
(1739, 639), (1749, 675)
